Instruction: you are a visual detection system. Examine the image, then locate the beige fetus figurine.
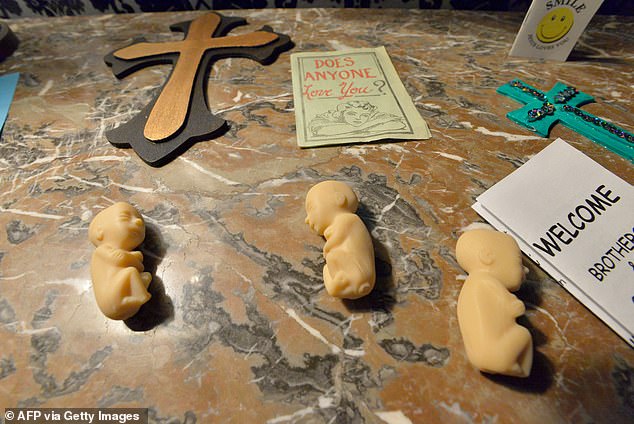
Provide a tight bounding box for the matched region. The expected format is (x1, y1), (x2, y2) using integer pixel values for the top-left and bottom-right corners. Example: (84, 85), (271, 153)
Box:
(305, 181), (375, 299)
(456, 229), (533, 377)
(89, 202), (151, 320)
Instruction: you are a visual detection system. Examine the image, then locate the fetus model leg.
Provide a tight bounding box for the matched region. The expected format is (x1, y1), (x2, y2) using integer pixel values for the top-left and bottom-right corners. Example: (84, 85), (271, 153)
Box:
(118, 268), (152, 304)
(499, 325), (533, 377)
(456, 228), (533, 377)
(305, 181), (375, 300)
(322, 244), (362, 297)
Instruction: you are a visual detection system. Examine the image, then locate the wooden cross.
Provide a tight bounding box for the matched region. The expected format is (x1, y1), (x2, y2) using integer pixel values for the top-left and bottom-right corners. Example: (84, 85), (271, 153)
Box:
(105, 13), (292, 166)
(497, 80), (633, 162)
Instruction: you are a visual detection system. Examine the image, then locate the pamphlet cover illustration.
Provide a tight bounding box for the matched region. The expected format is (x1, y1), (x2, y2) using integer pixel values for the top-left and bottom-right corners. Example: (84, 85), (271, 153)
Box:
(291, 47), (431, 148)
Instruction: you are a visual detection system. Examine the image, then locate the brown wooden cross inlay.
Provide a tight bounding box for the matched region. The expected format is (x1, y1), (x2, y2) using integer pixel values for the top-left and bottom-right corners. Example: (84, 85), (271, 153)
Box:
(113, 13), (279, 142)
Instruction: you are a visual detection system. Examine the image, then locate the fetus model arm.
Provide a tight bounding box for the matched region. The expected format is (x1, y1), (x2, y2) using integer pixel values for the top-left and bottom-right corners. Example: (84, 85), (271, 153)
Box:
(456, 229), (533, 377)
(89, 202), (152, 320)
(94, 244), (144, 270)
(305, 181), (375, 300)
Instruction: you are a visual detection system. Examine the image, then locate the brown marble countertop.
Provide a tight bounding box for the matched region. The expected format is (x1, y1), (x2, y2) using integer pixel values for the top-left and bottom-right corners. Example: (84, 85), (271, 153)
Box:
(1, 8), (633, 424)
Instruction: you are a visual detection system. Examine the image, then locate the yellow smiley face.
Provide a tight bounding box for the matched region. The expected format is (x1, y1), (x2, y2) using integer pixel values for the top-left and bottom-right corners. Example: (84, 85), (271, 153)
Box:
(537, 7), (574, 43)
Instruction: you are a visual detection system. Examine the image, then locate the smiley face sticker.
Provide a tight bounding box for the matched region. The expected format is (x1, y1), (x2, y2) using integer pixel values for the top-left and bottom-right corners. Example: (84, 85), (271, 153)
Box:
(537, 7), (574, 43)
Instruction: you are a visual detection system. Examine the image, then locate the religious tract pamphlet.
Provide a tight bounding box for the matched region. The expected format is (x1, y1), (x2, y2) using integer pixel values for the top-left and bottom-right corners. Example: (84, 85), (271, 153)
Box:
(291, 47), (431, 148)
(473, 139), (634, 347)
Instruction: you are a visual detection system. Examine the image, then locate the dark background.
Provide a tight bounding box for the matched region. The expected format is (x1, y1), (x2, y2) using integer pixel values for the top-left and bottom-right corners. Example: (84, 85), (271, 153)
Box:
(1, 0), (632, 19)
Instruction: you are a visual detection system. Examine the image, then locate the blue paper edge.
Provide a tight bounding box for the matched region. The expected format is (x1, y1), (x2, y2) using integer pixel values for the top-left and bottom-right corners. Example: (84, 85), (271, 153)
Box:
(0, 72), (19, 133)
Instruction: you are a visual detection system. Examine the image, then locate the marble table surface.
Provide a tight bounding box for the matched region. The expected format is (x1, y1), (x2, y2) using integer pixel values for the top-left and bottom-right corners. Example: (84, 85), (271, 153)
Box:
(1, 8), (633, 424)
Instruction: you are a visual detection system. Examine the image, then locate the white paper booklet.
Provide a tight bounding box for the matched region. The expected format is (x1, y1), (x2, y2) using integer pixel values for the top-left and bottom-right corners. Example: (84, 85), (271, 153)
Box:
(473, 139), (634, 347)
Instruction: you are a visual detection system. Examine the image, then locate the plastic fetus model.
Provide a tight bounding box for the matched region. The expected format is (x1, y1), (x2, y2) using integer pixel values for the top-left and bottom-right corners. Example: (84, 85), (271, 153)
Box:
(456, 229), (533, 377)
(305, 181), (375, 300)
(88, 202), (151, 320)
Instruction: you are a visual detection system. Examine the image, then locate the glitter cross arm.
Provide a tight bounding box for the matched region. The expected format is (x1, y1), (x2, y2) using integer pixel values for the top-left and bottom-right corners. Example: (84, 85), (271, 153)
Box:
(500, 81), (594, 137)
(559, 105), (634, 161)
(497, 80), (634, 162)
(496, 80), (548, 104)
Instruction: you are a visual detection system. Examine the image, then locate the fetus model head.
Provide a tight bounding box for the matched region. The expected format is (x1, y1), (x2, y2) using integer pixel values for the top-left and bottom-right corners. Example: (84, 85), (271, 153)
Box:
(305, 181), (359, 235)
(456, 229), (527, 292)
(89, 202), (146, 251)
